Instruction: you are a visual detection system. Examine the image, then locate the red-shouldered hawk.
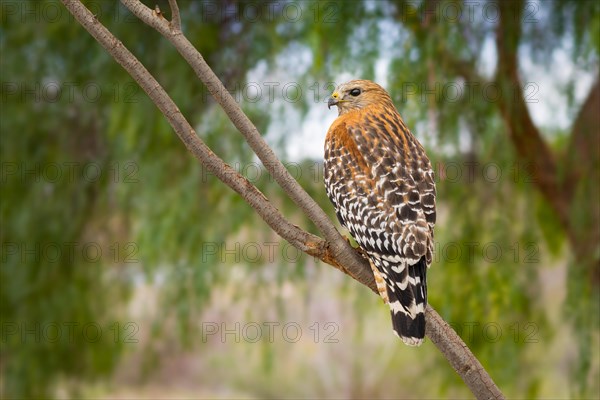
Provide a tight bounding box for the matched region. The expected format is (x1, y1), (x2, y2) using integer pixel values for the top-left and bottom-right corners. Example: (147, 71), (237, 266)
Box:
(324, 80), (436, 346)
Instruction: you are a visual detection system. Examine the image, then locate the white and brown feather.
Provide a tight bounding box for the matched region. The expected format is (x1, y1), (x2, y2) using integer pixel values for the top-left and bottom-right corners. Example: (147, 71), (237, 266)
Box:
(324, 80), (436, 346)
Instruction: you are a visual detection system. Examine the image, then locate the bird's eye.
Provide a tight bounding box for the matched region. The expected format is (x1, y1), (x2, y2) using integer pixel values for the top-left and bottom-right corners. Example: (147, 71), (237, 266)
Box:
(349, 88), (361, 96)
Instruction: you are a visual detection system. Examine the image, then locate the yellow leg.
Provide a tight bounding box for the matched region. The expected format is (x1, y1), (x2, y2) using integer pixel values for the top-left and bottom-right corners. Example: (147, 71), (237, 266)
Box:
(369, 260), (389, 304)
(344, 235), (368, 258)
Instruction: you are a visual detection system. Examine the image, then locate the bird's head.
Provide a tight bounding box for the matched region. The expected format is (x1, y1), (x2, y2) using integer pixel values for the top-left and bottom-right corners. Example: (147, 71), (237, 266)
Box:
(327, 79), (395, 116)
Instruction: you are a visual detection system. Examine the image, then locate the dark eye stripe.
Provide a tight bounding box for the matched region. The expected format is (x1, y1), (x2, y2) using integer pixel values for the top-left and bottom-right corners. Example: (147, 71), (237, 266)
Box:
(349, 88), (361, 96)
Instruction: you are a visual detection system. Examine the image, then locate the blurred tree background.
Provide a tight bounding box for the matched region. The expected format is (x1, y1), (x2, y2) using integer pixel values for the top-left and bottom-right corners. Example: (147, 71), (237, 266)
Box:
(1, 0), (598, 398)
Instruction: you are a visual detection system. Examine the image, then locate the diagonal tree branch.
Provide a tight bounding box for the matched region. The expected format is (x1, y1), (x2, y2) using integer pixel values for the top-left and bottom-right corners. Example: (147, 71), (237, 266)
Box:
(565, 79), (600, 196)
(120, 0), (376, 286)
(119, 0), (378, 287)
(121, 1), (345, 243)
(495, 0), (571, 232)
(563, 79), (600, 281)
(56, 1), (322, 266)
(61, 1), (505, 398)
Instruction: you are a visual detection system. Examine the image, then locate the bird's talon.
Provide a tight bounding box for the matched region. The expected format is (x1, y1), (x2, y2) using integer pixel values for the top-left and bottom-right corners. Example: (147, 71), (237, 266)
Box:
(343, 235), (368, 257)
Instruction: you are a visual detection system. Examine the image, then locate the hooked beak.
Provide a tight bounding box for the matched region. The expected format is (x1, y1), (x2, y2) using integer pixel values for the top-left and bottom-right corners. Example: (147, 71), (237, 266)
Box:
(328, 91), (341, 109)
(327, 97), (338, 109)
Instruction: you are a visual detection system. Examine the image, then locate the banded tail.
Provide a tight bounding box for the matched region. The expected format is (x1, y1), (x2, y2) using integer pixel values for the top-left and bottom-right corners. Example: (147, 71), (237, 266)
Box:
(378, 256), (428, 346)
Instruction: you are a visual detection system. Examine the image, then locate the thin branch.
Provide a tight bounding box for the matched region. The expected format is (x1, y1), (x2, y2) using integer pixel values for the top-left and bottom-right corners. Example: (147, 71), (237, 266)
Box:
(167, 0), (181, 31)
(119, 0), (356, 265)
(61, 1), (505, 399)
(58, 0), (321, 263)
(425, 305), (503, 399)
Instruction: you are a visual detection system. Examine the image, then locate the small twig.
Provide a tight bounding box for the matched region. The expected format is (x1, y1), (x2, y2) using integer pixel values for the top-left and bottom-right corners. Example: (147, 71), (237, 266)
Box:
(152, 5), (163, 19)
(167, 0), (181, 31)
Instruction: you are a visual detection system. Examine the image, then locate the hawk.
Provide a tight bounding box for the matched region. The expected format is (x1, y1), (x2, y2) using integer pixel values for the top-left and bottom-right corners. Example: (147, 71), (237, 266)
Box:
(324, 80), (436, 346)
